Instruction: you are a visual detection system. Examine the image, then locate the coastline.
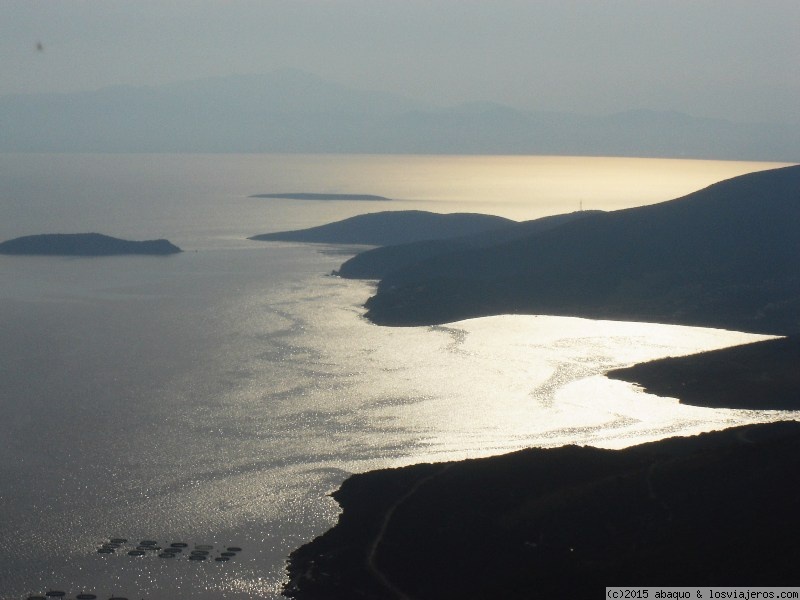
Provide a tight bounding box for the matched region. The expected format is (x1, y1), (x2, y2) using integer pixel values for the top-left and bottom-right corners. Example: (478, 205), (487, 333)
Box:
(285, 421), (800, 599)
(279, 162), (800, 597)
(282, 320), (800, 599)
(607, 335), (800, 410)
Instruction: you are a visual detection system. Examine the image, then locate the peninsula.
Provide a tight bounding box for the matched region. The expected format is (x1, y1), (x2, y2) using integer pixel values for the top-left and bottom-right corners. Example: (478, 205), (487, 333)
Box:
(249, 193), (392, 201)
(362, 165), (800, 335)
(250, 210), (513, 246)
(607, 334), (800, 410)
(0, 233), (182, 256)
(285, 421), (800, 599)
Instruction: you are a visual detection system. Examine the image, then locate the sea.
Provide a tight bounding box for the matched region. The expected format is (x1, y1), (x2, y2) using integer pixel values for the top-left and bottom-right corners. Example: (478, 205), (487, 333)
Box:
(0, 153), (796, 599)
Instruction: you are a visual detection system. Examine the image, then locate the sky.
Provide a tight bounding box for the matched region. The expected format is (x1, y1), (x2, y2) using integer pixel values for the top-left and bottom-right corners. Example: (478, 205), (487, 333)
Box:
(2, 0), (799, 124)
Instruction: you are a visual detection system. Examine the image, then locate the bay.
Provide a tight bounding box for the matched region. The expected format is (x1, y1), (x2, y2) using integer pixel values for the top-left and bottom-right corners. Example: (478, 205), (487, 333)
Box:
(0, 153), (794, 598)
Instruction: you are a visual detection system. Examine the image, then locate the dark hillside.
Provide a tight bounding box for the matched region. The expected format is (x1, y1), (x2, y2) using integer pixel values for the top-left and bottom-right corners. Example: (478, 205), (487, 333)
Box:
(336, 210), (600, 280)
(249, 210), (514, 246)
(365, 165), (800, 333)
(607, 335), (800, 410)
(285, 422), (800, 600)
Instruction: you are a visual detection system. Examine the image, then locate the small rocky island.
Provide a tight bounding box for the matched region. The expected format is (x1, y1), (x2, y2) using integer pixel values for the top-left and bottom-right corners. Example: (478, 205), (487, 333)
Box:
(249, 192), (392, 201)
(0, 233), (182, 256)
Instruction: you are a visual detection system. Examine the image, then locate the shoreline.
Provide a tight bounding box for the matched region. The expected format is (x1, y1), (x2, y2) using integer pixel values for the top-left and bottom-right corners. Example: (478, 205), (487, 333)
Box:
(285, 421), (800, 599)
(607, 335), (800, 410)
(283, 313), (800, 598)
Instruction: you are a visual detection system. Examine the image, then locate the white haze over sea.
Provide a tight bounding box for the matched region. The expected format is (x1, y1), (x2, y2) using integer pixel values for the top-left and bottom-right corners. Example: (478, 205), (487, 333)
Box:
(0, 154), (795, 598)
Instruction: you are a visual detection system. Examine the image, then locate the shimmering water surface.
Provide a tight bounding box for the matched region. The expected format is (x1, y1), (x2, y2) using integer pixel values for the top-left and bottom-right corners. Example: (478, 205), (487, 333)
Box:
(0, 154), (794, 598)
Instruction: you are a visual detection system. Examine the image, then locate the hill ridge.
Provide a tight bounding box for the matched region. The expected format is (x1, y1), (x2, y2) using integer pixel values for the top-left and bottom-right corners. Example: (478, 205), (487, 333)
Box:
(364, 165), (800, 334)
(249, 210), (515, 246)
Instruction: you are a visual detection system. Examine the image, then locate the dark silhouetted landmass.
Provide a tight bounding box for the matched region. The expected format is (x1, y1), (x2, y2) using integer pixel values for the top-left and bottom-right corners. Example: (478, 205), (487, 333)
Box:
(607, 335), (800, 410)
(364, 165), (800, 334)
(0, 233), (182, 256)
(249, 192), (392, 201)
(284, 421), (800, 599)
(283, 167), (800, 600)
(336, 210), (602, 279)
(249, 210), (514, 246)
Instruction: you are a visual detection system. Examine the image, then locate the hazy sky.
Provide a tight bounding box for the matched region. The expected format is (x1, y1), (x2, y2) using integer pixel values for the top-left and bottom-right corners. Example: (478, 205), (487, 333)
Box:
(3, 0), (799, 123)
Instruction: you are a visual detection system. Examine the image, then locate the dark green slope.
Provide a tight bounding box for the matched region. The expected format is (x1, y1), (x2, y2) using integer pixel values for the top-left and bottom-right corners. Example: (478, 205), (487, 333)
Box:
(365, 165), (800, 333)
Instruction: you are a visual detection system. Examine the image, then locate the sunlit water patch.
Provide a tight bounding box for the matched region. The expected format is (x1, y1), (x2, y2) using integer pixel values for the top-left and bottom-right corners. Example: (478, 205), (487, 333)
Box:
(0, 154), (791, 246)
(282, 277), (787, 462)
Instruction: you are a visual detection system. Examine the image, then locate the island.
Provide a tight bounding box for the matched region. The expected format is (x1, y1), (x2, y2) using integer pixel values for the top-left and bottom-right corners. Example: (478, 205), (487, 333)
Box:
(0, 233), (182, 256)
(249, 193), (392, 201)
(285, 421), (800, 599)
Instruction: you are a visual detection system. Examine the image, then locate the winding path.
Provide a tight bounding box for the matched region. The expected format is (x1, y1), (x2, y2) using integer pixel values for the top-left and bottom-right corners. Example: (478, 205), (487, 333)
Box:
(366, 464), (452, 600)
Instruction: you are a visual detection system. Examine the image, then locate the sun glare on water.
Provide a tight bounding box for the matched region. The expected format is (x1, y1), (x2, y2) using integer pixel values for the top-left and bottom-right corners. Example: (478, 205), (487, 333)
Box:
(331, 312), (784, 464)
(291, 154), (795, 221)
(306, 279), (789, 468)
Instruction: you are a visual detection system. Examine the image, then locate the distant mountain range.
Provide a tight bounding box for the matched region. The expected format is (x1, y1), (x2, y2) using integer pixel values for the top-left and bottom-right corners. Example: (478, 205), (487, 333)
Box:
(2, 69), (798, 160)
(361, 165), (800, 334)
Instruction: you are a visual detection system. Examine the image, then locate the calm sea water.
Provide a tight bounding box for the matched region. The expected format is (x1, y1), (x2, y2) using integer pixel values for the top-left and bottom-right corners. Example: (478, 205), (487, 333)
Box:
(0, 154), (794, 598)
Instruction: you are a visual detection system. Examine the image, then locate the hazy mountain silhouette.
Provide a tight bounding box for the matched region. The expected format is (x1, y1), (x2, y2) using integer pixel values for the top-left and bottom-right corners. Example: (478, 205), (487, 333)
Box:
(249, 211), (513, 246)
(2, 70), (798, 160)
(336, 211), (601, 280)
(364, 165), (800, 334)
(0, 233), (182, 256)
(0, 69), (427, 153)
